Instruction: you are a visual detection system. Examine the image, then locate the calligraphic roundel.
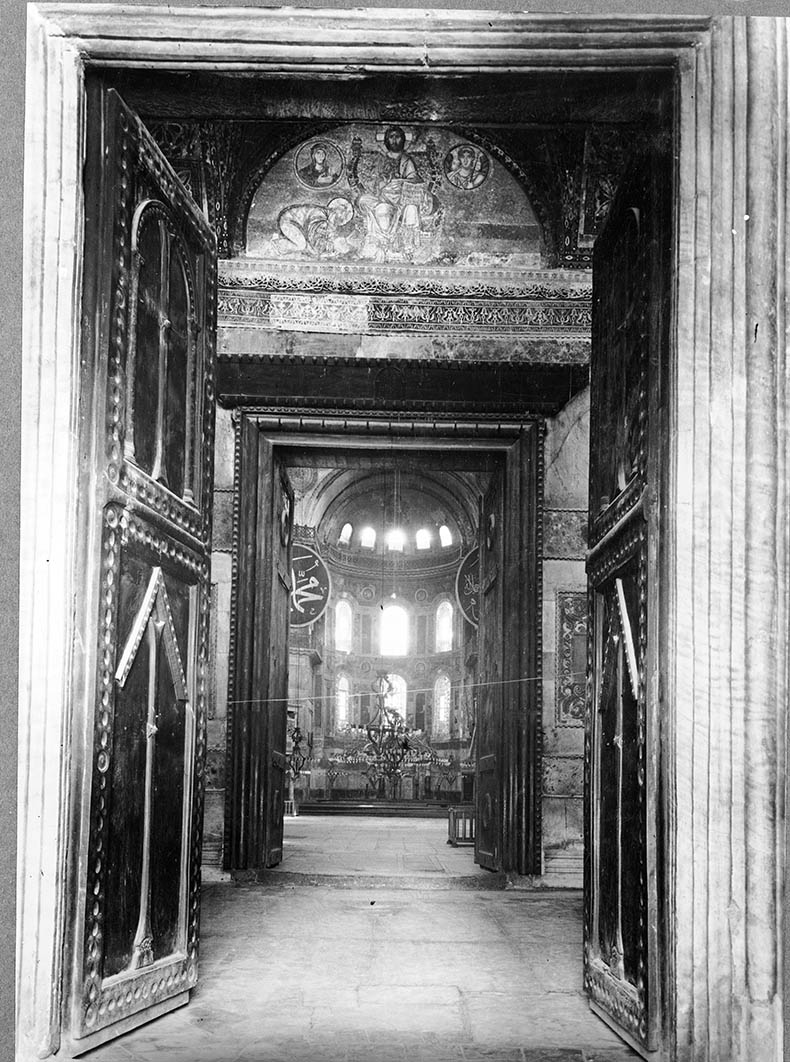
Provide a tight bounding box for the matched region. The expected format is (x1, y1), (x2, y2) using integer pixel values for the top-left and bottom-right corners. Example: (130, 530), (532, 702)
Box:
(290, 544), (332, 627)
(455, 547), (480, 628)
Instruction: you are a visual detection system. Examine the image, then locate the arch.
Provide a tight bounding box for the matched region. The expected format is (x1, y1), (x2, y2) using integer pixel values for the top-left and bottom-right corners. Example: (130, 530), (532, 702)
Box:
(335, 672), (351, 730)
(435, 600), (454, 652)
(433, 673), (452, 739)
(239, 124), (549, 261)
(335, 599), (352, 653)
(126, 199), (197, 499)
(337, 521), (353, 546)
(380, 603), (409, 656)
(386, 528), (405, 552)
(235, 121), (345, 253)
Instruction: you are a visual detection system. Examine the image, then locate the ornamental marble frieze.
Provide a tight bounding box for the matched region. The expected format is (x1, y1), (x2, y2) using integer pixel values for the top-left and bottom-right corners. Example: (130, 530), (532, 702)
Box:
(217, 261), (592, 346)
(218, 289), (591, 338)
(555, 590), (587, 727)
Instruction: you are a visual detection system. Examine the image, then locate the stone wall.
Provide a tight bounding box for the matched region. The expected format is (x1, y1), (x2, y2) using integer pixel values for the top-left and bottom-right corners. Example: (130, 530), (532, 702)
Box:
(203, 405), (235, 866)
(541, 386), (589, 884)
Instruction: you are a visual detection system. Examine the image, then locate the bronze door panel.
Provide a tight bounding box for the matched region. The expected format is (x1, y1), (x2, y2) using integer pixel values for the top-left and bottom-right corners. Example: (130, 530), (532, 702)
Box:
(71, 83), (216, 1050)
(585, 137), (670, 1054)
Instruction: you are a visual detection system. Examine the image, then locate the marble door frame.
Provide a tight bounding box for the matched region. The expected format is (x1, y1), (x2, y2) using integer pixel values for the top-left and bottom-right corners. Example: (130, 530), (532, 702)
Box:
(20, 8), (789, 1061)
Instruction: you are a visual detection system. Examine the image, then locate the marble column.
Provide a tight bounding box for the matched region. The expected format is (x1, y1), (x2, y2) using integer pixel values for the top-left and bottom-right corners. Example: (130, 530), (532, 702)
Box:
(671, 17), (789, 1062)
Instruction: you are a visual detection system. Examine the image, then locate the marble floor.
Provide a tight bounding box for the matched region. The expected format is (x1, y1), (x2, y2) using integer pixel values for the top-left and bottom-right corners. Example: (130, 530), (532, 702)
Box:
(82, 816), (638, 1062)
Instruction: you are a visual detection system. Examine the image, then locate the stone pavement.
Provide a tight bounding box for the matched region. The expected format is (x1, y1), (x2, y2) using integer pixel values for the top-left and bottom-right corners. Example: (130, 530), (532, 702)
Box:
(255, 813), (504, 888)
(83, 816), (638, 1062)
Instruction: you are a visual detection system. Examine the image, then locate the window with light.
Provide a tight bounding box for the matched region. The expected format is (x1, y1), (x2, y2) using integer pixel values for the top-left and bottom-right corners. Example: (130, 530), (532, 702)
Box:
(380, 604), (409, 656)
(336, 673), (351, 729)
(439, 524), (453, 547)
(435, 600), (454, 652)
(387, 674), (407, 718)
(335, 599), (352, 653)
(386, 528), (405, 552)
(360, 526), (376, 549)
(433, 673), (451, 737)
(338, 522), (353, 546)
(415, 528), (431, 550)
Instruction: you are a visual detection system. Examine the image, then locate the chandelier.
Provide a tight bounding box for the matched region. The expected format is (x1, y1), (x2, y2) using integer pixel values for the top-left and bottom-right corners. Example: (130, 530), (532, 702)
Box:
(342, 672), (439, 788)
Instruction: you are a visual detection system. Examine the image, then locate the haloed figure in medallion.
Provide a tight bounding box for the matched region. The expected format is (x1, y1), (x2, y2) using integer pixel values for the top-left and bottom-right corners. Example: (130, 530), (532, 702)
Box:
(296, 140), (341, 187)
(444, 144), (489, 191)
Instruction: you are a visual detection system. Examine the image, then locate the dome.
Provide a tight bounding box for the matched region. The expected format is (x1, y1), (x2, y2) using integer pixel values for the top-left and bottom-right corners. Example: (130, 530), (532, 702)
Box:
(292, 466), (481, 560)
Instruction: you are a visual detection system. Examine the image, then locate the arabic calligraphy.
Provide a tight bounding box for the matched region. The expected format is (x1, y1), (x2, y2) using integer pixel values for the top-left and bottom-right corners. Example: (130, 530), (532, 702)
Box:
(290, 545), (331, 627)
(455, 547), (480, 628)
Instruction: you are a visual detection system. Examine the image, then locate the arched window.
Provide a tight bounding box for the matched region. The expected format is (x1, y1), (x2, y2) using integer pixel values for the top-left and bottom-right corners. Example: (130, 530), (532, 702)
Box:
(415, 528), (431, 550)
(380, 604), (409, 656)
(435, 600), (454, 652)
(386, 528), (405, 552)
(387, 674), (407, 718)
(338, 522), (353, 547)
(336, 673), (351, 729)
(360, 526), (376, 549)
(433, 673), (451, 738)
(439, 525), (453, 547)
(335, 599), (352, 653)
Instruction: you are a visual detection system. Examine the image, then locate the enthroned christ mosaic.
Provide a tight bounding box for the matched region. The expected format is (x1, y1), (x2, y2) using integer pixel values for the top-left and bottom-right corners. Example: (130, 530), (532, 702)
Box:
(246, 124), (541, 267)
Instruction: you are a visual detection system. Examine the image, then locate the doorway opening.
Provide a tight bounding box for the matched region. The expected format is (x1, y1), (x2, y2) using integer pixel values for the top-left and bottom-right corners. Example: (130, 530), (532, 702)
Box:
(282, 455), (484, 821)
(25, 11), (759, 1061)
(219, 423), (546, 882)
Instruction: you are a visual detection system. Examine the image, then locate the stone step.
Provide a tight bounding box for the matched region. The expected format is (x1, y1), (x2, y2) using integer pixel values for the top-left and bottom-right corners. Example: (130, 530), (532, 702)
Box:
(250, 868), (508, 890)
(297, 800), (452, 818)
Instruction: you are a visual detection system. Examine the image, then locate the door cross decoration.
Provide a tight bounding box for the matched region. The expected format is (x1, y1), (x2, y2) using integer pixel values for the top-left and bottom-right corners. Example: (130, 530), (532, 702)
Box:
(126, 200), (198, 501)
(114, 567), (190, 973)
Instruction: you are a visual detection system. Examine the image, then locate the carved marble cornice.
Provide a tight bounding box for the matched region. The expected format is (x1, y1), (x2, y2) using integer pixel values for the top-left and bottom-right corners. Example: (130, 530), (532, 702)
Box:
(218, 260), (592, 341)
(219, 257), (592, 297)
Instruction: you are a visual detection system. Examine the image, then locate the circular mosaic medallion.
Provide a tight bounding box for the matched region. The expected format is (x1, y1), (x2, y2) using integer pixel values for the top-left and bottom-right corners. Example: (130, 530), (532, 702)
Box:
(360, 585), (376, 602)
(443, 144), (490, 191)
(414, 587), (428, 603)
(294, 139), (344, 189)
